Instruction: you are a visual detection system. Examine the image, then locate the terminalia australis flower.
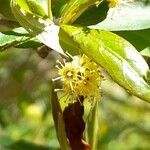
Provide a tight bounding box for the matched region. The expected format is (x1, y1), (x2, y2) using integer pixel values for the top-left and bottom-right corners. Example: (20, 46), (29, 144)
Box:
(55, 54), (102, 103)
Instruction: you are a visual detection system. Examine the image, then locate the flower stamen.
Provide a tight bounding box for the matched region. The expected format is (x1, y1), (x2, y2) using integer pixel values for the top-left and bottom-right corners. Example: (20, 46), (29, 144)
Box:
(56, 54), (102, 103)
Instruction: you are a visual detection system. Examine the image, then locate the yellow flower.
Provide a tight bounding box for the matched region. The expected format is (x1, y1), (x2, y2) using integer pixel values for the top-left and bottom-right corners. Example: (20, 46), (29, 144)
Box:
(57, 54), (102, 103)
(58, 63), (77, 81)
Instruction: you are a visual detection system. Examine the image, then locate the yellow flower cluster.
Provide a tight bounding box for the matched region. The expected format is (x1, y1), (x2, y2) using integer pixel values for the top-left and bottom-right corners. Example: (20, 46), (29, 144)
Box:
(107, 0), (134, 8)
(57, 54), (101, 102)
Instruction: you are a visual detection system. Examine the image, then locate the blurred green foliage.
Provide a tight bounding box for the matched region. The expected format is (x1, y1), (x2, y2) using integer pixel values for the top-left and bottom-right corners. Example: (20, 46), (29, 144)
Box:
(0, 0), (150, 149)
(0, 48), (60, 149)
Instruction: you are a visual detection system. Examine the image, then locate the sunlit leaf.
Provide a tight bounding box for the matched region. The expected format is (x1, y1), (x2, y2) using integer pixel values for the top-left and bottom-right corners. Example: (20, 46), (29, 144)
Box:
(0, 27), (42, 50)
(89, 1), (150, 31)
(60, 25), (150, 102)
(0, 32), (28, 51)
(15, 0), (48, 18)
(141, 47), (150, 57)
(11, 0), (51, 35)
(36, 25), (65, 55)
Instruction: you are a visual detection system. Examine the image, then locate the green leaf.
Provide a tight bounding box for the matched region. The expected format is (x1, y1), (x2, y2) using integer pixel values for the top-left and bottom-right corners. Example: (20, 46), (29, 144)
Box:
(58, 27), (80, 55)
(0, 33), (28, 51)
(114, 29), (150, 52)
(4, 27), (29, 36)
(50, 81), (70, 150)
(16, 0), (48, 18)
(85, 101), (99, 150)
(47, 0), (53, 19)
(60, 25), (150, 102)
(11, 1), (65, 54)
(0, 0), (16, 21)
(36, 25), (65, 55)
(144, 70), (150, 85)
(11, 0), (52, 35)
(140, 47), (150, 57)
(89, 1), (150, 31)
(15, 37), (43, 48)
(140, 47), (150, 68)
(51, 0), (69, 18)
(74, 0), (109, 26)
(0, 27), (42, 51)
(59, 0), (103, 24)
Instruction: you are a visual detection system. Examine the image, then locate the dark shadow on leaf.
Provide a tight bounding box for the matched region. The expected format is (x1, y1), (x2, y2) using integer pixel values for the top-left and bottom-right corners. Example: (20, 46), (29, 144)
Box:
(74, 1), (109, 26)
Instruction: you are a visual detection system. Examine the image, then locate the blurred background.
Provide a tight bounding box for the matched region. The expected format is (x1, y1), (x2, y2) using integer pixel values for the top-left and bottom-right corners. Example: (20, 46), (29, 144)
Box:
(0, 0), (150, 149)
(0, 47), (150, 150)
